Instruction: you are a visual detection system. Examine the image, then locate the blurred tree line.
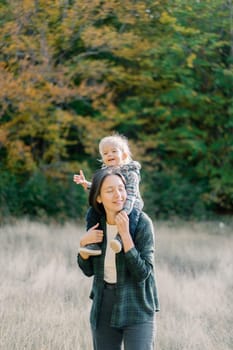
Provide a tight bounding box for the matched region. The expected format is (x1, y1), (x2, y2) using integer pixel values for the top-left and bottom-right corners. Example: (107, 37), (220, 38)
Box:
(0, 0), (232, 221)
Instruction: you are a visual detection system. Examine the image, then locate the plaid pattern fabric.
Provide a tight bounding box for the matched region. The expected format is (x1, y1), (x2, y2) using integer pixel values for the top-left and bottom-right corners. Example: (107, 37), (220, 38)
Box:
(77, 209), (159, 329)
(120, 160), (144, 214)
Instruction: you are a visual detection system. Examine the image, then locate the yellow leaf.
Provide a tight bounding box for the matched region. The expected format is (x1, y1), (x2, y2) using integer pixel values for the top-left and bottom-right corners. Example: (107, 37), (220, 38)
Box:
(159, 11), (176, 25)
(186, 53), (196, 68)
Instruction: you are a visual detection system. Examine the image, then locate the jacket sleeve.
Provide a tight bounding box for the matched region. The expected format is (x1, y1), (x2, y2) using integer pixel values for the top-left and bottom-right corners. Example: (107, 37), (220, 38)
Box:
(86, 181), (92, 190)
(77, 207), (101, 276)
(77, 254), (94, 277)
(124, 212), (155, 282)
(123, 170), (140, 215)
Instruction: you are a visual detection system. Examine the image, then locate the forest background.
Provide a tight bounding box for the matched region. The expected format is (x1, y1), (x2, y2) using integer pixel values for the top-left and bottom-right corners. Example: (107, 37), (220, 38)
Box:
(0, 0), (233, 222)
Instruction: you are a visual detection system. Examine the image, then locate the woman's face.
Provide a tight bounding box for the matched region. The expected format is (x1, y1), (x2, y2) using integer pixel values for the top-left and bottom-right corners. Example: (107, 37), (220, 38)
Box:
(97, 175), (127, 215)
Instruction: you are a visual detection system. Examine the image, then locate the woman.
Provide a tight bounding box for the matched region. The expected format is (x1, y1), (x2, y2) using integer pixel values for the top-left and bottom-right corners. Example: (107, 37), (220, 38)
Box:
(77, 167), (159, 350)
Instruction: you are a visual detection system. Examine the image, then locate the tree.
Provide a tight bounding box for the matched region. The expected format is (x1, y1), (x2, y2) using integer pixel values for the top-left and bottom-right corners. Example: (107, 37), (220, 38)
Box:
(0, 0), (232, 218)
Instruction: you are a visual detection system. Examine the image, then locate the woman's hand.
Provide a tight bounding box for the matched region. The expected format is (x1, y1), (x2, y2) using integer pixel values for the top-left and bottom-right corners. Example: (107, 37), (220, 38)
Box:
(115, 210), (129, 236)
(80, 223), (103, 247)
(115, 211), (134, 253)
(79, 223), (103, 259)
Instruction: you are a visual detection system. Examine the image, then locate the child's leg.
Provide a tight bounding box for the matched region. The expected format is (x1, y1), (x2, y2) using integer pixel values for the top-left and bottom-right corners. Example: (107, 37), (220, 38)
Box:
(86, 206), (101, 230)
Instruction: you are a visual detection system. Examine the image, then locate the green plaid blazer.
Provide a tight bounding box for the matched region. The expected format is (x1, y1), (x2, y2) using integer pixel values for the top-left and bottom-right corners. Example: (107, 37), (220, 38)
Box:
(77, 209), (160, 329)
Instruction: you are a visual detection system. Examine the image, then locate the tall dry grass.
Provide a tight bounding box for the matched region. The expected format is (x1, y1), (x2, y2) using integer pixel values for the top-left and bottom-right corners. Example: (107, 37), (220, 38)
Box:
(0, 219), (232, 350)
(156, 221), (233, 350)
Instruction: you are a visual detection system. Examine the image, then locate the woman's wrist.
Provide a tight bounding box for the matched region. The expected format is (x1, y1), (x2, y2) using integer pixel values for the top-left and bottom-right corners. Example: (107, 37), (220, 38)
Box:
(120, 232), (134, 252)
(80, 236), (88, 247)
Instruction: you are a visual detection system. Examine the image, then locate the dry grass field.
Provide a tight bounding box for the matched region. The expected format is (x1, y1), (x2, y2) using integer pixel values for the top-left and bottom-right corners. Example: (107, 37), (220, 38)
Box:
(0, 218), (232, 350)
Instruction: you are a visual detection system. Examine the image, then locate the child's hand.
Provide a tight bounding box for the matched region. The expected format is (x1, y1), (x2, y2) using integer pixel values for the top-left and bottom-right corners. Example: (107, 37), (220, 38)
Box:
(73, 170), (88, 190)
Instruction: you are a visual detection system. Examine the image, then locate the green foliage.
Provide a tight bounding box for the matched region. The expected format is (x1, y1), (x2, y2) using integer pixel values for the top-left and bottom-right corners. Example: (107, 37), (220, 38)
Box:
(0, 170), (87, 222)
(142, 170), (210, 220)
(0, 0), (232, 219)
(0, 171), (22, 218)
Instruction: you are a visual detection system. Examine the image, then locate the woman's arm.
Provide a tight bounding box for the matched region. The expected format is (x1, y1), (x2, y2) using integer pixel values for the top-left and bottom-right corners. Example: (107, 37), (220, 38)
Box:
(121, 212), (156, 283)
(115, 210), (134, 252)
(77, 254), (94, 276)
(80, 223), (103, 248)
(77, 223), (103, 275)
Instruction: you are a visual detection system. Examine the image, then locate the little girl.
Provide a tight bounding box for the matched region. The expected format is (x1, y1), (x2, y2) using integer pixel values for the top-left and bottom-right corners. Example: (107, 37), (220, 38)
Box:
(73, 134), (143, 255)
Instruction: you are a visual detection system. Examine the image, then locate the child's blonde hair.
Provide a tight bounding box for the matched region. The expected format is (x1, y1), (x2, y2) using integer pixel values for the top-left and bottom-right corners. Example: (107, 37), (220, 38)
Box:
(99, 134), (132, 165)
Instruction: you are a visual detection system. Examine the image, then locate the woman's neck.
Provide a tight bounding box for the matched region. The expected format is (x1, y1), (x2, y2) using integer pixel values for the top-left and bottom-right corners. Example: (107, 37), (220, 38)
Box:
(106, 212), (116, 225)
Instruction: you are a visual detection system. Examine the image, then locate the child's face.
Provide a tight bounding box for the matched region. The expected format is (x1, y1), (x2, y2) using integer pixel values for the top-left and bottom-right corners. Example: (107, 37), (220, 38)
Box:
(101, 143), (126, 166)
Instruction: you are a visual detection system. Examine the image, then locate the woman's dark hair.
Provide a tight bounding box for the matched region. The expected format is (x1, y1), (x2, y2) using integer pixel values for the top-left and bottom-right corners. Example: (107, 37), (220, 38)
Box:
(89, 167), (126, 214)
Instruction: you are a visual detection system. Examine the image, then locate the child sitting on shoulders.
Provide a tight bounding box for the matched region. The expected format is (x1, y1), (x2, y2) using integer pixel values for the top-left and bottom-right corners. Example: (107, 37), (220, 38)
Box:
(73, 133), (143, 255)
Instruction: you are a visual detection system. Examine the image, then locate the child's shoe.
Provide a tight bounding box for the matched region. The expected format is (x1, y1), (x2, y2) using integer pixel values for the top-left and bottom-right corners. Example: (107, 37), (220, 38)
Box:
(110, 234), (122, 253)
(79, 243), (102, 256)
